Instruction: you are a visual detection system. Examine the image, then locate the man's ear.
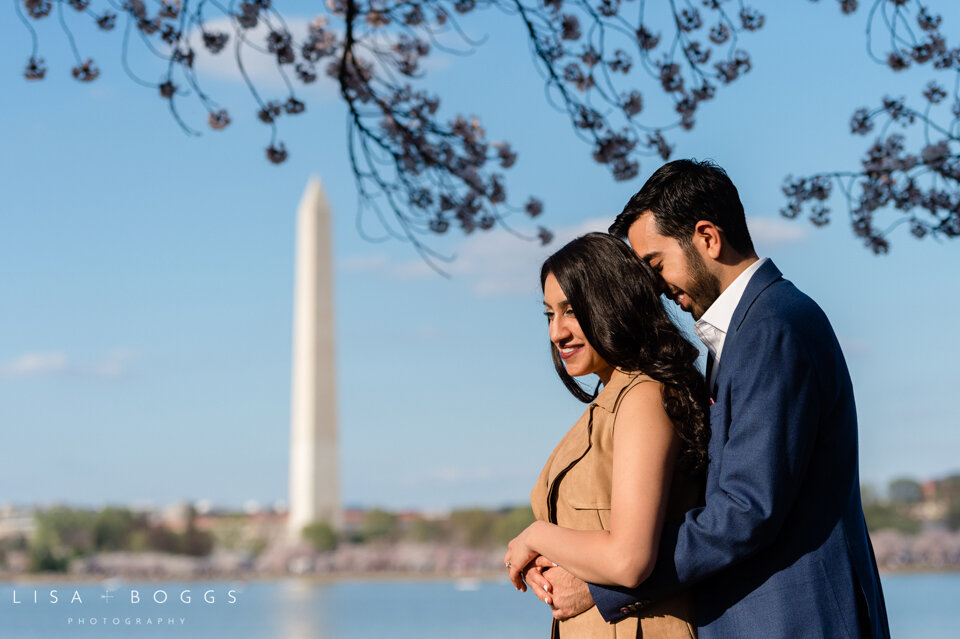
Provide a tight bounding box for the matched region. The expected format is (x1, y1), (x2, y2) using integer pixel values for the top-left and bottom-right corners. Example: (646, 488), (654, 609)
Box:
(693, 220), (723, 259)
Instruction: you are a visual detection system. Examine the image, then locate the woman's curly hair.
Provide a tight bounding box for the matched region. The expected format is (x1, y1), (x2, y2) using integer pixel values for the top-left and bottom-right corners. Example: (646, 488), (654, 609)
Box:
(541, 232), (709, 475)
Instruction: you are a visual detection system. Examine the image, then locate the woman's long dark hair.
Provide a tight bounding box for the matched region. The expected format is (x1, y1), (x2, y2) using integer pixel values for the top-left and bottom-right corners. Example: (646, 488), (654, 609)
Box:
(541, 232), (709, 475)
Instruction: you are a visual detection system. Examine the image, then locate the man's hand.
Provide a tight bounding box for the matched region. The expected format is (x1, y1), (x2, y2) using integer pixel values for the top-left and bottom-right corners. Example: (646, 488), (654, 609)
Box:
(530, 556), (594, 620)
(521, 562), (550, 602)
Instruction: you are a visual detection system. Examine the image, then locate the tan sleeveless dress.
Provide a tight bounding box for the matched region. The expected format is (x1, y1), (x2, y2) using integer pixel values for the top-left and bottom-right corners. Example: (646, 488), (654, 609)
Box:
(530, 369), (699, 639)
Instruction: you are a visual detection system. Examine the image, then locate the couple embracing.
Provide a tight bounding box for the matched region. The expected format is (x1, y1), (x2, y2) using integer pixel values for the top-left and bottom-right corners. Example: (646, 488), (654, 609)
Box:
(503, 159), (891, 638)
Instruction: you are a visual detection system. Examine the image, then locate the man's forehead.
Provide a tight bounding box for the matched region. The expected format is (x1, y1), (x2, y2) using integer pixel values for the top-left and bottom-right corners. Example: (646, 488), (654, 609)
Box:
(626, 213), (670, 257)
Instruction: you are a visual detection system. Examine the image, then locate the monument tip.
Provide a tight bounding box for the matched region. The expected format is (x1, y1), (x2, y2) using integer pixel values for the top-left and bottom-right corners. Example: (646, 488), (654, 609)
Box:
(298, 176), (330, 217)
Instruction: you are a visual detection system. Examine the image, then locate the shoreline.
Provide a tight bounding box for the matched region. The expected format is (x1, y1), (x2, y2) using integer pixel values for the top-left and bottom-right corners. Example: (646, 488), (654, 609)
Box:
(2, 567), (958, 584)
(0, 570), (508, 584)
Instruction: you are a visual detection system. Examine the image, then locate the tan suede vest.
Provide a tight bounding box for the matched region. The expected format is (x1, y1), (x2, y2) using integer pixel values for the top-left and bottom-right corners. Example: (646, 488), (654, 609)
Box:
(530, 370), (699, 639)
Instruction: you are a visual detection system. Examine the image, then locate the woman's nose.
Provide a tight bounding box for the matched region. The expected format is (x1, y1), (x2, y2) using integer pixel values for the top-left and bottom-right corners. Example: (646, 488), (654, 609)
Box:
(549, 318), (569, 344)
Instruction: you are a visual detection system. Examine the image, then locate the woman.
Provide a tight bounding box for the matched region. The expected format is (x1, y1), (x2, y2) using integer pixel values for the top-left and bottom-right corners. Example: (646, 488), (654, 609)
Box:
(504, 233), (709, 638)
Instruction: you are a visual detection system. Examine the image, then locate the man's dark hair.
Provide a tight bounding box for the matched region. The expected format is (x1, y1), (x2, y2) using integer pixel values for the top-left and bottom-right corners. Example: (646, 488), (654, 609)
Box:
(609, 159), (755, 256)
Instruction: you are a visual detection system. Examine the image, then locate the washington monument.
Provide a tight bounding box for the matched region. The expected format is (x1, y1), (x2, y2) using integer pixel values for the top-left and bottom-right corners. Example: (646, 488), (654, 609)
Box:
(287, 178), (341, 540)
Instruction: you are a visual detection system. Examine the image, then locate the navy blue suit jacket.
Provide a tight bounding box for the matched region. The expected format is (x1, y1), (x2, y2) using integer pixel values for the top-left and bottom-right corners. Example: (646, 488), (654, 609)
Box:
(589, 260), (890, 638)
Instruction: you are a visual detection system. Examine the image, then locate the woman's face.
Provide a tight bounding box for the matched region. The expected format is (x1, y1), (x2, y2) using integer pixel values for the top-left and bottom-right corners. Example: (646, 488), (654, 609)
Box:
(542, 272), (614, 383)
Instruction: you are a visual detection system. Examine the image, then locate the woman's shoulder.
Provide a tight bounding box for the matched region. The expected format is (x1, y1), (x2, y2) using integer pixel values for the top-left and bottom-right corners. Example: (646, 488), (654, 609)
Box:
(593, 369), (662, 414)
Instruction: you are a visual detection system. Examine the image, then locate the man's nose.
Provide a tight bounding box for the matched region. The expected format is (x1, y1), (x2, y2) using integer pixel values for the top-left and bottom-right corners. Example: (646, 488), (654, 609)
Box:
(650, 272), (668, 296)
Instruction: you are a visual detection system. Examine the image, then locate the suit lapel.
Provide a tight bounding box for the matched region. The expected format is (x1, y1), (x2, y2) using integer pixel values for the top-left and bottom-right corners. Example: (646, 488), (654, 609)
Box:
(729, 259), (783, 335)
(711, 260), (782, 398)
(544, 408), (594, 490)
(532, 407), (594, 523)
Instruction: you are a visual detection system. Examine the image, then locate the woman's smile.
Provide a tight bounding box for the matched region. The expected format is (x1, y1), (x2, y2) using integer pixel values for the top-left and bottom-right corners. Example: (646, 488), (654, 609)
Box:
(558, 344), (584, 360)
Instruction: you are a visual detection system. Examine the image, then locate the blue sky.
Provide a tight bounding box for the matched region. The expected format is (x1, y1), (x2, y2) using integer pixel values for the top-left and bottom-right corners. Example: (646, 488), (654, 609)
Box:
(1, 2), (957, 511)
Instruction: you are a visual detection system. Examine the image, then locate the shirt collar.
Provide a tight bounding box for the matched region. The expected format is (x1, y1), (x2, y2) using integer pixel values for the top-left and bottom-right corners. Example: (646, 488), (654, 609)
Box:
(694, 257), (767, 357)
(592, 369), (642, 413)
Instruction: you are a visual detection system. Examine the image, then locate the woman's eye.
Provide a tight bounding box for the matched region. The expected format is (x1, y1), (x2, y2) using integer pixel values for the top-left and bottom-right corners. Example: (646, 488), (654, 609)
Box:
(564, 309), (575, 317)
(543, 312), (554, 321)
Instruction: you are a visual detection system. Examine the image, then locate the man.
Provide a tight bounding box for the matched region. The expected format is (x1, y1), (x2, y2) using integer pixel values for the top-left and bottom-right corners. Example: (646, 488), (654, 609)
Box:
(524, 159), (890, 638)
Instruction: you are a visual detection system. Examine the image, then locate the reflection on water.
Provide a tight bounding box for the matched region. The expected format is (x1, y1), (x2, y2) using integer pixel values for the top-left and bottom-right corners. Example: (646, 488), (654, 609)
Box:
(276, 580), (333, 639)
(0, 574), (954, 638)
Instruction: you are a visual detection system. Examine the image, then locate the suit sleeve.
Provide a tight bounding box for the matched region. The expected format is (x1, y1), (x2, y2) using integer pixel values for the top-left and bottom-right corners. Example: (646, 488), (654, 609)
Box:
(590, 318), (823, 621)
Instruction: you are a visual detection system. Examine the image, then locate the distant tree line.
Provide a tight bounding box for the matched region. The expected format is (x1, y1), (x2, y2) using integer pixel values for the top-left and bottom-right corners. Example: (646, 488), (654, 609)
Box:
(8, 484), (954, 575)
(300, 474), (960, 550)
(861, 474), (960, 535)
(10, 505), (215, 573)
(302, 505), (534, 551)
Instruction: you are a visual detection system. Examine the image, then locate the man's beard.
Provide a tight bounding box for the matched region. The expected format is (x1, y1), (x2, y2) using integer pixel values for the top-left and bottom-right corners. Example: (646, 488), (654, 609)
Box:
(683, 242), (722, 320)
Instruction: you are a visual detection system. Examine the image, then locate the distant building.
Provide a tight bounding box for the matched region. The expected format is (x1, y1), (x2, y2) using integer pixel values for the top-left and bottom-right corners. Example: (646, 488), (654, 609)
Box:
(0, 505), (35, 540)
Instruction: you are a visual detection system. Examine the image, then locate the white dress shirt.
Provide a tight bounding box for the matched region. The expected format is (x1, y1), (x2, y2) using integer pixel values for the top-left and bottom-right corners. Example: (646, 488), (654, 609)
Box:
(694, 257), (768, 389)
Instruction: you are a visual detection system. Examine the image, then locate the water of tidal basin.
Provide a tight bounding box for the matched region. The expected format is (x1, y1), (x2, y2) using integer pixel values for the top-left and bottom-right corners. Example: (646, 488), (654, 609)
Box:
(0, 573), (954, 638)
